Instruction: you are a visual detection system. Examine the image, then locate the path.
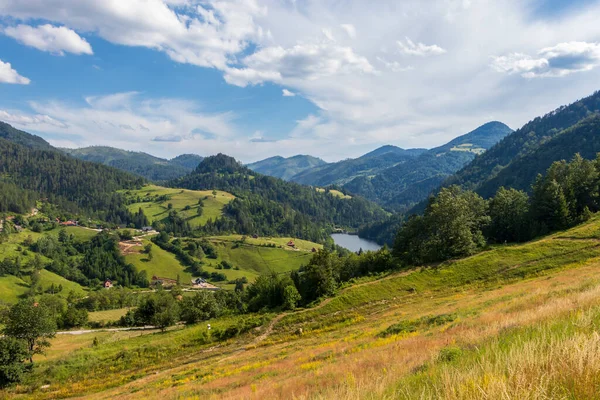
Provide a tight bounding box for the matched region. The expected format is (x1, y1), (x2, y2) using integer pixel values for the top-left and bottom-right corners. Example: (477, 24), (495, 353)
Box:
(56, 326), (160, 335)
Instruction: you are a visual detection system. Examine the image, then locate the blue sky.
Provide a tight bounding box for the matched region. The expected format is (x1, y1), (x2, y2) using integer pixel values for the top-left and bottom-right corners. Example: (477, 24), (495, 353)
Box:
(0, 0), (599, 162)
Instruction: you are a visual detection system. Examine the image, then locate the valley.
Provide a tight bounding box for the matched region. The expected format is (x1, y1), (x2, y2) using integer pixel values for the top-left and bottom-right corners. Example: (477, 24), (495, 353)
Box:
(2, 89), (600, 400)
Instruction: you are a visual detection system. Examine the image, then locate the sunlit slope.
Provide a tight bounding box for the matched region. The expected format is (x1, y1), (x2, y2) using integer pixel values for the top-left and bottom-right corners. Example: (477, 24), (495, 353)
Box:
(124, 185), (234, 227)
(7, 215), (600, 399)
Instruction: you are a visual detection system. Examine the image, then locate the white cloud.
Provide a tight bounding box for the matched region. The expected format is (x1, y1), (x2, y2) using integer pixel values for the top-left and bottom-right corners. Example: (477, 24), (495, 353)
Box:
(397, 37), (446, 56)
(282, 89), (296, 97)
(0, 59), (30, 84)
(0, 0), (266, 69)
(224, 41), (375, 87)
(376, 57), (414, 72)
(3, 24), (92, 55)
(0, 92), (237, 157)
(492, 42), (600, 78)
(2, 1), (600, 161)
(340, 24), (356, 39)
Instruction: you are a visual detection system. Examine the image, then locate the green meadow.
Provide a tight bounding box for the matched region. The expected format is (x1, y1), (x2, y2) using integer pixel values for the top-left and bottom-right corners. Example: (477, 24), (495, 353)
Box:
(123, 185), (235, 227)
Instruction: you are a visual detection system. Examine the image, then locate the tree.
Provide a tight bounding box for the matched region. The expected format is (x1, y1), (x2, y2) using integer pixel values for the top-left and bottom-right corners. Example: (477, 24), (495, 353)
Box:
(180, 292), (220, 324)
(291, 250), (339, 305)
(282, 285), (301, 310)
(487, 187), (531, 243)
(3, 300), (57, 363)
(531, 175), (570, 233)
(393, 186), (489, 265)
(0, 337), (29, 387)
(134, 292), (180, 331)
(197, 205), (203, 216)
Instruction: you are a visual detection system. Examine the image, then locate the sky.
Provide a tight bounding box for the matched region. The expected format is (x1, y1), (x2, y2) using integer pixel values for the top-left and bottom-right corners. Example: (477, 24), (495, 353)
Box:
(0, 0), (599, 163)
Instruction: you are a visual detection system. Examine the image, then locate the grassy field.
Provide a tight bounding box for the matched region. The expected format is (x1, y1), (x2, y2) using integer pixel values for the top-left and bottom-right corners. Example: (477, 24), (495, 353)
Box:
(88, 308), (132, 324)
(125, 238), (194, 282)
(315, 187), (352, 199)
(0, 269), (86, 304)
(202, 238), (318, 288)
(7, 218), (600, 398)
(0, 275), (29, 304)
(123, 235), (319, 288)
(124, 185), (234, 228)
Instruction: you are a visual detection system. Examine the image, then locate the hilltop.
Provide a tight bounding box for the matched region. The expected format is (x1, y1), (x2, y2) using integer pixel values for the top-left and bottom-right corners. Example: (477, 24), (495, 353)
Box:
(169, 154), (388, 243)
(64, 146), (203, 182)
(345, 121), (513, 211)
(247, 155), (327, 181)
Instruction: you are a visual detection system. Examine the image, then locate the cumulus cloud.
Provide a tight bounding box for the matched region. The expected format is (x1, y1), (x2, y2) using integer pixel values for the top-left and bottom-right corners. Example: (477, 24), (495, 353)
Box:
(0, 92), (237, 154)
(0, 59), (30, 84)
(224, 42), (375, 87)
(2, 1), (600, 160)
(3, 24), (92, 55)
(340, 24), (356, 39)
(282, 89), (296, 97)
(492, 42), (600, 78)
(0, 0), (266, 69)
(152, 134), (183, 142)
(397, 37), (446, 56)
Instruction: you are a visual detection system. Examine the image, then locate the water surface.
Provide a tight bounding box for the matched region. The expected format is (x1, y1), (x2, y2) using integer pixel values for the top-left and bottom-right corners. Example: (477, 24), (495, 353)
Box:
(330, 233), (382, 252)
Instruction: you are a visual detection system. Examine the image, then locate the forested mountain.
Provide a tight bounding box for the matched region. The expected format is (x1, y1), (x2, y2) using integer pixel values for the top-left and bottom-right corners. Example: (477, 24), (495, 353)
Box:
(290, 146), (426, 186)
(0, 125), (145, 225)
(247, 155), (327, 180)
(169, 154), (388, 242)
(447, 91), (600, 194)
(63, 146), (203, 181)
(0, 121), (54, 151)
(345, 121), (512, 211)
(168, 154), (204, 170)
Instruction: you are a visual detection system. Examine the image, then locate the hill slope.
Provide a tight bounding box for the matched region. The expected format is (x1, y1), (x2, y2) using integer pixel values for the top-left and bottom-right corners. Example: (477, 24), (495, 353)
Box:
(0, 123), (145, 224)
(169, 154), (388, 242)
(291, 146), (426, 186)
(345, 121), (512, 210)
(64, 146), (203, 181)
(447, 90), (600, 194)
(10, 214), (600, 399)
(0, 121), (54, 151)
(247, 155), (327, 181)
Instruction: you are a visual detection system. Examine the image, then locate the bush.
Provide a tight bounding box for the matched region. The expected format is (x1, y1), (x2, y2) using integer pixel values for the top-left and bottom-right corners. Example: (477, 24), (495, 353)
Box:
(0, 337), (29, 388)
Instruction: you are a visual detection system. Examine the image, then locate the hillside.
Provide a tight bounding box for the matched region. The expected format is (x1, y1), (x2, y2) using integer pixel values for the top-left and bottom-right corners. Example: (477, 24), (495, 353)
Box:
(0, 127), (145, 224)
(477, 114), (600, 197)
(290, 145), (426, 186)
(345, 121), (512, 210)
(169, 154), (388, 242)
(447, 90), (600, 194)
(123, 185), (234, 229)
(0, 121), (54, 151)
(247, 155), (327, 180)
(7, 213), (600, 399)
(64, 146), (203, 182)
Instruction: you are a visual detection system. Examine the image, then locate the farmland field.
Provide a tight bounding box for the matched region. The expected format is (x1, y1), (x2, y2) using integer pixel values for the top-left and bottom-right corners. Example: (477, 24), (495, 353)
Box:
(123, 185), (234, 228)
(7, 216), (600, 399)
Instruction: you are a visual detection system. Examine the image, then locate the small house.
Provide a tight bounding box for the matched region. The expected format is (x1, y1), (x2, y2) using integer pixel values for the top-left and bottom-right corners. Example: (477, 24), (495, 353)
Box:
(103, 279), (113, 289)
(142, 226), (153, 232)
(287, 240), (295, 247)
(252, 234), (258, 239)
(311, 247), (317, 253)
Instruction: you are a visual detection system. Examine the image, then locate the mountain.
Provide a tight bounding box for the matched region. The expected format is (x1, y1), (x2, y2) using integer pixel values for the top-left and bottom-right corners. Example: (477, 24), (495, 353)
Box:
(345, 121), (513, 211)
(0, 123), (145, 224)
(291, 146), (427, 187)
(447, 91), (600, 197)
(247, 155), (327, 180)
(63, 146), (203, 182)
(168, 153), (204, 170)
(169, 154), (388, 243)
(0, 121), (54, 151)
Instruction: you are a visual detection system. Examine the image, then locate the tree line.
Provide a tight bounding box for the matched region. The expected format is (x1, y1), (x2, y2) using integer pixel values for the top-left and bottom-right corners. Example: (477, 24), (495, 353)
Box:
(394, 154), (600, 265)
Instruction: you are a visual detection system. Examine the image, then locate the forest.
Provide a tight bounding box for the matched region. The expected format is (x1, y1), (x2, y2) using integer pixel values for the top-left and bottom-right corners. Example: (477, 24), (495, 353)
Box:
(170, 154), (388, 242)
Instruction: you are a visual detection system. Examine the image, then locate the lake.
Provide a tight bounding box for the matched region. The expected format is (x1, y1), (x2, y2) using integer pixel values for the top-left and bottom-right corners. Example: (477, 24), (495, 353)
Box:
(330, 233), (382, 252)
